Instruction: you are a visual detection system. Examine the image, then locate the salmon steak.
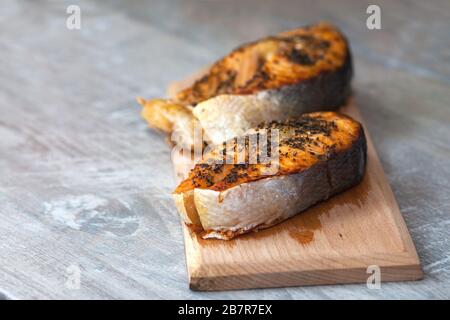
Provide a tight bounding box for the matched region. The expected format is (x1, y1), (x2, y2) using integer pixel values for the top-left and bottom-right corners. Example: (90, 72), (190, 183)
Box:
(173, 112), (367, 240)
(138, 22), (353, 147)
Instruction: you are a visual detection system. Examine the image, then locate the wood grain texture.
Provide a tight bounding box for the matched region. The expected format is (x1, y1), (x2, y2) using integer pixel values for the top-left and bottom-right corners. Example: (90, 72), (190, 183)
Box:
(0, 0), (449, 299)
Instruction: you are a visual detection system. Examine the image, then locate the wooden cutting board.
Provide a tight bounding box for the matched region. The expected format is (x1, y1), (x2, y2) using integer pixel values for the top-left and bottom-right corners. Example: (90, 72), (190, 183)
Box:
(167, 71), (423, 291)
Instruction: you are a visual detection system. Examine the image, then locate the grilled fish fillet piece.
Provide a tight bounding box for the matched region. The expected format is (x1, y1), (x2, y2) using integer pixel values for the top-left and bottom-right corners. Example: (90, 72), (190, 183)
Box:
(139, 22), (352, 146)
(173, 112), (366, 240)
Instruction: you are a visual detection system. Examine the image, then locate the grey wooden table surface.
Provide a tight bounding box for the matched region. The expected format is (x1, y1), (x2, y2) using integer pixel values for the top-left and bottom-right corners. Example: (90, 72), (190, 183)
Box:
(1, 0), (449, 299)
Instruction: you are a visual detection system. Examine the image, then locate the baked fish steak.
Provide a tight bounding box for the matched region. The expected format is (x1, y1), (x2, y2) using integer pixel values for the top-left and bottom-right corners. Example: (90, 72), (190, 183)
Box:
(173, 112), (367, 240)
(138, 22), (353, 147)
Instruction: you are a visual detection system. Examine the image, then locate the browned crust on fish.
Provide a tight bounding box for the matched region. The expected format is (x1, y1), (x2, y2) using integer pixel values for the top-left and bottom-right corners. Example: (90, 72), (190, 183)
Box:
(175, 112), (365, 194)
(175, 22), (352, 106)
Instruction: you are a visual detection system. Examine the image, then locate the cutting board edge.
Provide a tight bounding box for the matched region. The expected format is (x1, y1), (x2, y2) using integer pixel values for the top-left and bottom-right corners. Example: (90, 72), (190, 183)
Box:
(182, 217), (423, 290)
(184, 226), (423, 291)
(187, 262), (424, 291)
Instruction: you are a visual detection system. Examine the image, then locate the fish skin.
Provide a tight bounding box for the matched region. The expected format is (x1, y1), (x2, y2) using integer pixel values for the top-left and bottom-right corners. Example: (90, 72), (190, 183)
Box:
(173, 112), (367, 240)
